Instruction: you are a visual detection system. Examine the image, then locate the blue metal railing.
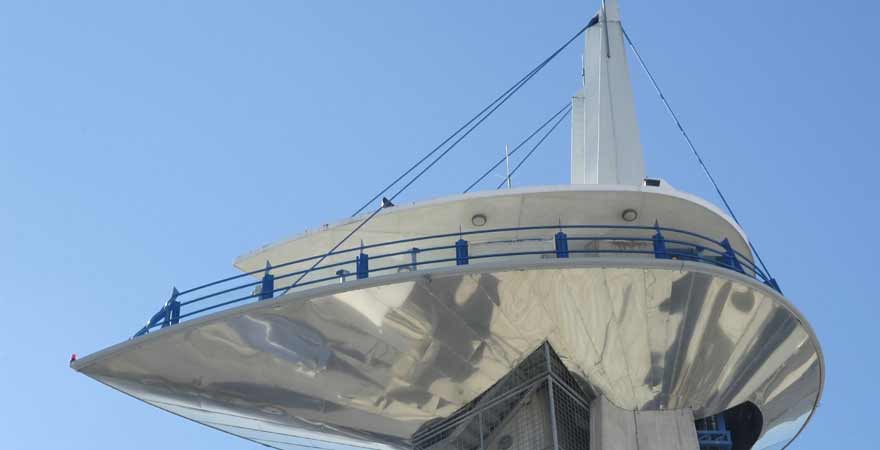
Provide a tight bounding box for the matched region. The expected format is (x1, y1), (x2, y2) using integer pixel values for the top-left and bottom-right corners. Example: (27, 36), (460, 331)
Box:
(133, 223), (779, 338)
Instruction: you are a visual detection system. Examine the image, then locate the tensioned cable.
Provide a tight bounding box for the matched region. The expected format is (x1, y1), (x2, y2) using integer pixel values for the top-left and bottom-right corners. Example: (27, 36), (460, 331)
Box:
(621, 27), (773, 279)
(281, 23), (590, 293)
(496, 106), (572, 189)
(350, 24), (590, 217)
(463, 103), (570, 193)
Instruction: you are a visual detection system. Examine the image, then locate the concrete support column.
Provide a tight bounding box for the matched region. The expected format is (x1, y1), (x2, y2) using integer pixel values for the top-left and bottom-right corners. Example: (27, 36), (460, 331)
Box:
(590, 396), (699, 450)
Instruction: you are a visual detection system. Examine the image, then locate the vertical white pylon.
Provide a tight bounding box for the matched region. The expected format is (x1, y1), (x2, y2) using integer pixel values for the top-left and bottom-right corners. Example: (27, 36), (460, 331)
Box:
(571, 0), (645, 185)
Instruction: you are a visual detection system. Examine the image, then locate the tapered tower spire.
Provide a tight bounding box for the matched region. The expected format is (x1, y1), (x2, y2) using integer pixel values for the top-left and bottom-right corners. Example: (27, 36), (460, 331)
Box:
(571, 0), (645, 185)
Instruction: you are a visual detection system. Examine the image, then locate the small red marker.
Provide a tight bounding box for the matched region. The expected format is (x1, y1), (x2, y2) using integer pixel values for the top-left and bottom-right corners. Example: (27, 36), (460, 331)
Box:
(70, 353), (77, 363)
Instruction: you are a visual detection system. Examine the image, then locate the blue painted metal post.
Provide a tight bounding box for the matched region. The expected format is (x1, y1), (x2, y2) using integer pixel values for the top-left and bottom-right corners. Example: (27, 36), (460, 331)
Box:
(410, 247), (420, 271)
(652, 222), (669, 259)
(555, 231), (569, 258)
(720, 238), (743, 273)
(260, 262), (275, 300)
(356, 252), (370, 279)
(170, 297), (181, 325)
(714, 414), (732, 450)
(162, 287), (180, 328)
(716, 414), (728, 433)
(455, 239), (469, 266)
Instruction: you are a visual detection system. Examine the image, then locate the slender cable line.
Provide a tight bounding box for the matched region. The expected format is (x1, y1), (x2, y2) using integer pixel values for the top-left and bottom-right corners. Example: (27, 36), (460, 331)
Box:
(282, 23), (590, 293)
(497, 106), (572, 189)
(463, 103), (570, 193)
(622, 26), (773, 279)
(350, 24), (590, 217)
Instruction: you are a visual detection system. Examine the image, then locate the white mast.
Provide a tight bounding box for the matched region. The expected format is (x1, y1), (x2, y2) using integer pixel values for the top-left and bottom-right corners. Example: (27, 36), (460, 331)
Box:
(571, 0), (645, 185)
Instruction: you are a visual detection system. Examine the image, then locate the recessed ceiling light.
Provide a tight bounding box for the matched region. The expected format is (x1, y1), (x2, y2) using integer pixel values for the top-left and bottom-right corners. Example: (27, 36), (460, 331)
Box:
(621, 209), (638, 222)
(471, 214), (487, 227)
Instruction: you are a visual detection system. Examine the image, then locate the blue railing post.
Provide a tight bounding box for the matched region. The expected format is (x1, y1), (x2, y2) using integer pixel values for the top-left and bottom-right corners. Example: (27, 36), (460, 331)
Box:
(652, 222), (669, 259)
(455, 239), (469, 265)
(720, 238), (743, 273)
(716, 414), (728, 434)
(410, 247), (420, 270)
(356, 252), (370, 279)
(170, 292), (181, 325)
(162, 287), (180, 328)
(259, 262), (274, 300)
(555, 231), (569, 258)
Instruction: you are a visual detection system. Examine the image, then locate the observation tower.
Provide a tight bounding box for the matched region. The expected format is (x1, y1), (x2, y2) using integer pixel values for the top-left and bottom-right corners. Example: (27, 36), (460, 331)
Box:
(72, 2), (823, 449)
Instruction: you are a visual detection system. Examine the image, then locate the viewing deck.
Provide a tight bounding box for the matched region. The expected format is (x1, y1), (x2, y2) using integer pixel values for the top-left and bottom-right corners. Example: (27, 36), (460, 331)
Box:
(133, 221), (775, 337)
(71, 186), (821, 450)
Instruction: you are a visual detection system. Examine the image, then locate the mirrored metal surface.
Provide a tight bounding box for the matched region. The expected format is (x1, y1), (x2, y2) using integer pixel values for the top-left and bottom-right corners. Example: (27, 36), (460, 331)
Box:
(74, 259), (822, 450)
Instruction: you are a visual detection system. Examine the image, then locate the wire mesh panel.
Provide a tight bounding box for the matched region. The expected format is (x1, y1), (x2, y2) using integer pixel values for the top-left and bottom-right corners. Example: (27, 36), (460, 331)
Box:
(552, 382), (590, 450)
(413, 342), (593, 450)
(481, 384), (552, 450)
(545, 345), (584, 397)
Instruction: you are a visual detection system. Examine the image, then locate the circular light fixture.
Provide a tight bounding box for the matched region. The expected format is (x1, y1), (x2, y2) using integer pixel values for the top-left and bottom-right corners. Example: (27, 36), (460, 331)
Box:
(499, 435), (514, 450)
(621, 209), (638, 222)
(471, 214), (487, 227)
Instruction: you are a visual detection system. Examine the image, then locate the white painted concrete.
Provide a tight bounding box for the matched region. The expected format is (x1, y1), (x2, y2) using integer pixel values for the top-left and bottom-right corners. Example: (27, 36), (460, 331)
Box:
(590, 397), (699, 450)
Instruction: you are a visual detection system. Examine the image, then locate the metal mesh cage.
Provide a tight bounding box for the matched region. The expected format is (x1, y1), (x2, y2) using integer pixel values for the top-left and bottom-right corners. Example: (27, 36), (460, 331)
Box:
(413, 342), (592, 450)
(551, 383), (590, 450)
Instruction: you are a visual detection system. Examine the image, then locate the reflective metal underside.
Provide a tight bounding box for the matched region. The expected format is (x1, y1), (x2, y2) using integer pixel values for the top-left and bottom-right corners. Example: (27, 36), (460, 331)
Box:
(74, 259), (822, 450)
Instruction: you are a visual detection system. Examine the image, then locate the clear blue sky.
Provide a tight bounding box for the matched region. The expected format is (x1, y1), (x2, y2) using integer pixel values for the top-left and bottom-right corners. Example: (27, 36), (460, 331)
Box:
(1, 1), (875, 448)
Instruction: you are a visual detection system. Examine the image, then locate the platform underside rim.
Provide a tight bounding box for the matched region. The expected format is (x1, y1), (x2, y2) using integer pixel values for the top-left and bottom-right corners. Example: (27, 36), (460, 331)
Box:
(73, 257), (824, 450)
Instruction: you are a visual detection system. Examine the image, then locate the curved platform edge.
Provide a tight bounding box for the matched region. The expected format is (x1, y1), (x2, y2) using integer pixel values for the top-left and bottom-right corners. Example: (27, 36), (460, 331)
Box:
(72, 257), (823, 450)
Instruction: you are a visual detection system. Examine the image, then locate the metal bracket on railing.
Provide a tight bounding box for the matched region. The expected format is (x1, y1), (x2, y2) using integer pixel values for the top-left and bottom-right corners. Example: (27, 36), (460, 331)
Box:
(694, 245), (704, 261)
(765, 278), (782, 293)
(259, 262), (274, 301)
(134, 287), (181, 338)
(356, 252), (370, 279)
(134, 308), (163, 337)
(720, 238), (744, 273)
(652, 221), (669, 259)
(336, 269), (350, 283)
(455, 239), (469, 265)
(555, 231), (569, 258)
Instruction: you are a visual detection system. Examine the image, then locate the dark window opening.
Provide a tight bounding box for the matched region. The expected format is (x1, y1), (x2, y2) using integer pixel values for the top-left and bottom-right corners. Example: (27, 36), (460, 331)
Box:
(695, 401), (762, 450)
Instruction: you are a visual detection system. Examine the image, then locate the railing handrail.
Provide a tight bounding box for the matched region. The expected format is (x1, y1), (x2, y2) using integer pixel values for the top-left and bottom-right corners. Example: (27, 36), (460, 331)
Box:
(179, 224), (745, 294)
(133, 223), (779, 338)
